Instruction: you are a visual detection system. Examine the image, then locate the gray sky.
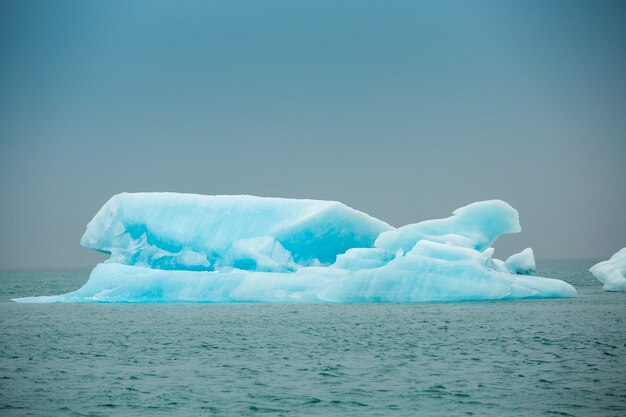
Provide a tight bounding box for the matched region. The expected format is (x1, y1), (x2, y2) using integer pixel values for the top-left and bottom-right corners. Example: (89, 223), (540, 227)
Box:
(1, 0), (625, 268)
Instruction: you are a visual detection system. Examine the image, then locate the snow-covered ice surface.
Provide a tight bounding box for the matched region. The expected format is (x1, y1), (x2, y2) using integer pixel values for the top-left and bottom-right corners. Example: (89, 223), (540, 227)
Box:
(590, 248), (626, 291)
(13, 193), (576, 303)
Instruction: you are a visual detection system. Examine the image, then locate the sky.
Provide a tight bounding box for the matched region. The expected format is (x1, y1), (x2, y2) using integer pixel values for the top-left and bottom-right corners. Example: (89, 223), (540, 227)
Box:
(0, 0), (625, 269)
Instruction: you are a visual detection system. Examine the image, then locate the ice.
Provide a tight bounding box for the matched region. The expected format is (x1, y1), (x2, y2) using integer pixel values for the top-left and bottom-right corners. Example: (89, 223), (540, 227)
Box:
(589, 248), (626, 291)
(374, 200), (521, 253)
(13, 193), (577, 303)
(79, 193), (392, 271)
(331, 248), (396, 271)
(17, 259), (575, 303)
(504, 248), (536, 275)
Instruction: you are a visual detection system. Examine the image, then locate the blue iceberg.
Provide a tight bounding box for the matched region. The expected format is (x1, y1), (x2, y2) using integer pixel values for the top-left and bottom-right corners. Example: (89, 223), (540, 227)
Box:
(13, 193), (576, 303)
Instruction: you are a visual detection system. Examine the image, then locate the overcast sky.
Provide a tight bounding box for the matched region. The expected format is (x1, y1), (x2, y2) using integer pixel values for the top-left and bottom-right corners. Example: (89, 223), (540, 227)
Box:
(1, 0), (625, 268)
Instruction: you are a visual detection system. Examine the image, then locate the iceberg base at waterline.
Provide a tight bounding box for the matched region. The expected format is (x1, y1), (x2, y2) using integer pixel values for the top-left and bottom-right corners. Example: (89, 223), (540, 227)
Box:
(13, 193), (577, 303)
(16, 257), (576, 303)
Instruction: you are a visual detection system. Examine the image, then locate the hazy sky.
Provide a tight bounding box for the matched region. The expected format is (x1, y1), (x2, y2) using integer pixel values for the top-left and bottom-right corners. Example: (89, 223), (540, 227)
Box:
(1, 0), (625, 268)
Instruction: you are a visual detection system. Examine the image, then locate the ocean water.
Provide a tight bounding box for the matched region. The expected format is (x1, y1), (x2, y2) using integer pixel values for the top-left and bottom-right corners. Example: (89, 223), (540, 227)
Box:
(0, 261), (624, 416)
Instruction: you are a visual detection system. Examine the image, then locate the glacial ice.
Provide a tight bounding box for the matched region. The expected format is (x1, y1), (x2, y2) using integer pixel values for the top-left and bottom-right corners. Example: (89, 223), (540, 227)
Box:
(13, 193), (577, 303)
(79, 193), (392, 271)
(589, 248), (626, 291)
(504, 248), (536, 276)
(375, 200), (521, 253)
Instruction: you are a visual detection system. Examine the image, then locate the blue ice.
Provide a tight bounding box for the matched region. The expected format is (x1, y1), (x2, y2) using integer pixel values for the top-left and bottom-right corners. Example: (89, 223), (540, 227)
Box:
(13, 193), (577, 303)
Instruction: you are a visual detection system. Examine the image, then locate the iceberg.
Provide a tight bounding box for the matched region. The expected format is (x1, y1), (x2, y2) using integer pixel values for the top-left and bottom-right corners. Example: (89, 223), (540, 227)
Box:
(589, 248), (626, 291)
(13, 193), (576, 303)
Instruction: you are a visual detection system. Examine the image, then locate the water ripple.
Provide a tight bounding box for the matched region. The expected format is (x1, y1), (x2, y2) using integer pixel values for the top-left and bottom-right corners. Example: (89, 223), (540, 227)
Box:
(0, 261), (625, 416)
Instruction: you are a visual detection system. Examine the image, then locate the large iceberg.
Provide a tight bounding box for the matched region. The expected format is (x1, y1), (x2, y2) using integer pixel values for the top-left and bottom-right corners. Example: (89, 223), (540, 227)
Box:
(13, 193), (576, 303)
(589, 248), (626, 291)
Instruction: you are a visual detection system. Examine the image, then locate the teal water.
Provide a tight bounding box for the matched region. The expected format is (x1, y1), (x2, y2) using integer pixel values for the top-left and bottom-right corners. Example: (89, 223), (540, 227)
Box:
(1, 261), (624, 416)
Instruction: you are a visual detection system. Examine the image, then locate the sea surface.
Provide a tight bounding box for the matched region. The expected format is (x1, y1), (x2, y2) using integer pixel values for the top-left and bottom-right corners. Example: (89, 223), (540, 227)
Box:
(1, 261), (624, 416)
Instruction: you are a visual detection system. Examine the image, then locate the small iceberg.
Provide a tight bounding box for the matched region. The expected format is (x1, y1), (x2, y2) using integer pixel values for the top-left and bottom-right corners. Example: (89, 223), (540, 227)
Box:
(590, 248), (626, 291)
(13, 193), (576, 303)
